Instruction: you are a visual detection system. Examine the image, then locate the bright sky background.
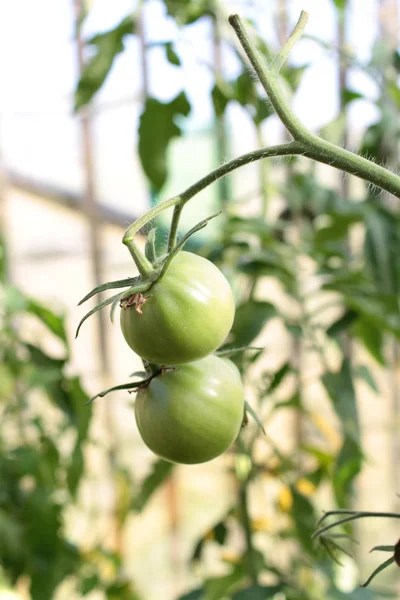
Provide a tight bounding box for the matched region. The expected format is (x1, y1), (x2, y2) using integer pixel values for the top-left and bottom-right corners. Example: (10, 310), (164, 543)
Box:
(0, 0), (396, 215)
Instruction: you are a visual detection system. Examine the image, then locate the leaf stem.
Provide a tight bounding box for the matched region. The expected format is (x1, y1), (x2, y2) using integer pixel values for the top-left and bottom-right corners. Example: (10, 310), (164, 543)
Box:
(122, 143), (301, 245)
(313, 511), (400, 539)
(125, 240), (155, 278)
(168, 204), (184, 251)
(228, 13), (400, 199)
(270, 10), (309, 72)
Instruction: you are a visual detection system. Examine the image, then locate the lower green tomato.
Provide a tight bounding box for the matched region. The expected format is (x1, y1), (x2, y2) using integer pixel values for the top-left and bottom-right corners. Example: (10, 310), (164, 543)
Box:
(135, 355), (245, 464)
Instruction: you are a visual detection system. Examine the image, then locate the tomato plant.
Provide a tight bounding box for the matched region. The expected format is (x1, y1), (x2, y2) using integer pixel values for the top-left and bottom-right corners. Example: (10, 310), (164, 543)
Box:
(120, 251), (235, 365)
(135, 355), (244, 464)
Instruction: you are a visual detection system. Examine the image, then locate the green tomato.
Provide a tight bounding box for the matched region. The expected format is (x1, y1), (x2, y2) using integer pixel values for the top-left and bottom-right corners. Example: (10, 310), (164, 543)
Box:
(120, 251), (235, 365)
(135, 355), (244, 464)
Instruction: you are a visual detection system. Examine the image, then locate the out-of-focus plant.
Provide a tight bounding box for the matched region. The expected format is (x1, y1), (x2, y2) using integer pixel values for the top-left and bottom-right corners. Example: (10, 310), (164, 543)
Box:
(70, 2), (400, 598)
(0, 234), (144, 599)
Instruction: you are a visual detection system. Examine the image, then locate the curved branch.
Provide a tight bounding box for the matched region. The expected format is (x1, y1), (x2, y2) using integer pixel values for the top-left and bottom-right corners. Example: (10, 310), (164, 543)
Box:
(229, 13), (400, 199)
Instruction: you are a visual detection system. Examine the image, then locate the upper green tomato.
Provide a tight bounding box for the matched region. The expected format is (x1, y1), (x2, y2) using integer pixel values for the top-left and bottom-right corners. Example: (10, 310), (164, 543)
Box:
(135, 355), (245, 464)
(120, 251), (235, 365)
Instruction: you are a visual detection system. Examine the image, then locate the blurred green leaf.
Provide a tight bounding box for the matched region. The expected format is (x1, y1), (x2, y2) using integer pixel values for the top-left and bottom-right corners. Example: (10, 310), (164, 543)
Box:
(106, 580), (142, 599)
(139, 92), (191, 190)
(326, 310), (357, 338)
(232, 585), (283, 599)
(164, 0), (212, 25)
(333, 436), (362, 507)
(212, 81), (232, 117)
(364, 206), (400, 296)
(67, 445), (84, 497)
(332, 0), (348, 10)
(341, 88), (364, 106)
(75, 15), (134, 110)
(165, 41), (181, 65)
(204, 563), (246, 600)
(80, 573), (100, 595)
(229, 301), (276, 347)
(354, 365), (378, 393)
(132, 459), (174, 512)
(322, 359), (359, 442)
(290, 487), (317, 555)
(352, 318), (385, 364)
(177, 590), (203, 600)
(192, 518), (228, 562)
(266, 362), (291, 395)
(27, 299), (68, 344)
(0, 509), (24, 561)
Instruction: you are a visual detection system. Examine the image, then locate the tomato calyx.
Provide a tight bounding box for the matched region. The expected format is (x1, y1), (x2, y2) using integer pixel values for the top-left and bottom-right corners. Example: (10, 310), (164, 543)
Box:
(120, 292), (152, 315)
(137, 365), (178, 390)
(76, 211), (223, 337)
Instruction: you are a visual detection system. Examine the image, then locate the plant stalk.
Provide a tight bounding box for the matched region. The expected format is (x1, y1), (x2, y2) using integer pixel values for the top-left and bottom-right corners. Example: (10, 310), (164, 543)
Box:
(239, 481), (259, 586)
(228, 13), (400, 199)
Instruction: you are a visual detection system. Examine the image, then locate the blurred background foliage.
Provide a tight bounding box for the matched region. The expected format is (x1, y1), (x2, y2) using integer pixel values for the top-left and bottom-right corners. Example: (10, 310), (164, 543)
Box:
(0, 0), (400, 599)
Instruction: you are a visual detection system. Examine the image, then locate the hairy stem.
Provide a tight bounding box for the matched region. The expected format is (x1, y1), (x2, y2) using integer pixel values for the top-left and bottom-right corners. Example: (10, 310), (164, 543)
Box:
(229, 13), (400, 199)
(168, 204), (184, 252)
(122, 143), (301, 245)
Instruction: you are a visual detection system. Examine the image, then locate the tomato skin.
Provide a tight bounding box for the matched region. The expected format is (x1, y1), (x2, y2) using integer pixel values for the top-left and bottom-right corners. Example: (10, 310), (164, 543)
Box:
(135, 355), (244, 464)
(120, 251), (235, 365)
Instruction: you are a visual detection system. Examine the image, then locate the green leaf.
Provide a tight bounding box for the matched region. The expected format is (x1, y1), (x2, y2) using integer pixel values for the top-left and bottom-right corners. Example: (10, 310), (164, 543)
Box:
(332, 0), (348, 10)
(266, 362), (291, 394)
(232, 585), (283, 599)
(80, 574), (100, 595)
(228, 301), (276, 347)
(67, 444), (84, 497)
(327, 310), (357, 338)
(290, 487), (317, 555)
(352, 318), (385, 364)
(364, 206), (400, 297)
(204, 563), (246, 600)
(165, 42), (181, 66)
(354, 365), (378, 393)
(164, 0), (211, 25)
(333, 435), (362, 506)
(75, 16), (134, 110)
(211, 81), (232, 117)
(341, 88), (363, 106)
(25, 299), (68, 343)
(177, 591), (203, 600)
(322, 359), (359, 442)
(138, 92), (191, 190)
(132, 459), (174, 512)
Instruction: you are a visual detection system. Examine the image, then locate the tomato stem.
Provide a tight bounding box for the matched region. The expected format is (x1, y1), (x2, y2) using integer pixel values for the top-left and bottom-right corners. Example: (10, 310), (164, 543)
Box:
(121, 11), (400, 258)
(124, 240), (155, 279)
(228, 13), (400, 199)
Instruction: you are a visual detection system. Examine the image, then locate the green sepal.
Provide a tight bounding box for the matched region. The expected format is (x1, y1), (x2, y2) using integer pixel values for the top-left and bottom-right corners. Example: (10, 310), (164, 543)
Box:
(78, 276), (140, 305)
(157, 211), (222, 280)
(360, 556), (396, 587)
(86, 380), (146, 405)
(75, 291), (123, 338)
